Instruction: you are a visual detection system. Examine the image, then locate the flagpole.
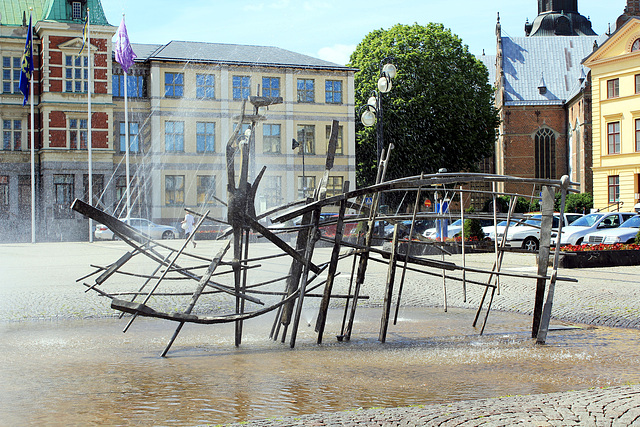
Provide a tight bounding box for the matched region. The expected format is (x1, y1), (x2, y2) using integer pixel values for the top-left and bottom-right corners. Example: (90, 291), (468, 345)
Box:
(29, 9), (35, 244)
(115, 14), (136, 220)
(124, 66), (131, 220)
(87, 8), (93, 243)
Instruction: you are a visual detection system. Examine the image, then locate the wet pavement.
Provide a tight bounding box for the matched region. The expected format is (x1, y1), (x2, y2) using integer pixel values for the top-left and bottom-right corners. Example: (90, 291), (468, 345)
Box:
(1, 241), (639, 426)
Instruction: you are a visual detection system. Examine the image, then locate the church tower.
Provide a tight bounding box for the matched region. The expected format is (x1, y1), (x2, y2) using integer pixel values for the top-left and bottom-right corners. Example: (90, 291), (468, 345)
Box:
(525, 0), (596, 36)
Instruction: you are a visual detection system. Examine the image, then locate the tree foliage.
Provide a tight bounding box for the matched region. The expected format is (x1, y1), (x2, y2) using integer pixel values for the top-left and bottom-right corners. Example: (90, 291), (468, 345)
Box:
(349, 23), (499, 188)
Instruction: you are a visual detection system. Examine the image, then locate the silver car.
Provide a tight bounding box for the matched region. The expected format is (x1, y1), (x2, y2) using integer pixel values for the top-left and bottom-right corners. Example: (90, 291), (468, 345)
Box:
(551, 212), (636, 246)
(583, 215), (640, 245)
(94, 217), (179, 240)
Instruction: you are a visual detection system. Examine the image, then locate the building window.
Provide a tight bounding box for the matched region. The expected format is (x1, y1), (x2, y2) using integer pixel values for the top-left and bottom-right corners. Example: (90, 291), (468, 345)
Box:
(262, 77), (280, 98)
(65, 55), (88, 93)
(262, 176), (282, 209)
(297, 175), (316, 199)
(165, 121), (184, 152)
(196, 74), (215, 99)
(115, 176), (144, 217)
(119, 122), (139, 153)
(0, 175), (8, 215)
(325, 124), (343, 155)
(636, 119), (640, 152)
(325, 80), (343, 104)
(607, 122), (621, 154)
(72, 2), (83, 19)
(632, 39), (640, 52)
(608, 175), (620, 203)
(53, 174), (74, 218)
(297, 79), (315, 103)
(197, 175), (216, 206)
(263, 124), (281, 153)
(607, 79), (619, 99)
(326, 176), (344, 197)
(297, 125), (315, 154)
(18, 175), (30, 214)
(2, 56), (21, 94)
(233, 76), (250, 100)
(534, 128), (555, 179)
(3, 119), (22, 151)
(636, 74), (640, 94)
(113, 74), (145, 97)
(196, 122), (215, 153)
(69, 118), (88, 149)
(83, 174), (104, 207)
(165, 175), (184, 206)
(164, 72), (184, 97)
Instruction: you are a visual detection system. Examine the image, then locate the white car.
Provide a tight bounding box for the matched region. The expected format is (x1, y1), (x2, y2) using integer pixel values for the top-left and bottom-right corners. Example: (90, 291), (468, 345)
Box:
(483, 220), (522, 242)
(583, 215), (640, 245)
(503, 213), (583, 251)
(95, 217), (179, 240)
(551, 212), (636, 246)
(423, 219), (464, 240)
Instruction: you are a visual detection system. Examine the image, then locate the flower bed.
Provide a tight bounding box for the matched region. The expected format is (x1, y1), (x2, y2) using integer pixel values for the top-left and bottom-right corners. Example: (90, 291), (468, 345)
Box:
(558, 243), (640, 268)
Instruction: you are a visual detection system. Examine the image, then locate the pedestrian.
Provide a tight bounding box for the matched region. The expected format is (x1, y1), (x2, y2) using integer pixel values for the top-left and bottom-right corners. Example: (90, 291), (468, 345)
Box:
(181, 212), (196, 248)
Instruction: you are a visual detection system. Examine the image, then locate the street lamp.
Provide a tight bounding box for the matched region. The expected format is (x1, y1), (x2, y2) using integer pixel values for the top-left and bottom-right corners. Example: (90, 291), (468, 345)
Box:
(360, 58), (397, 170)
(292, 137), (306, 198)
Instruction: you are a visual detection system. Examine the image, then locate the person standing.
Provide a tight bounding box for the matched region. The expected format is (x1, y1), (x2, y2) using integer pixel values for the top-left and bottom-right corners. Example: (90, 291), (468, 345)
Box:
(181, 212), (196, 248)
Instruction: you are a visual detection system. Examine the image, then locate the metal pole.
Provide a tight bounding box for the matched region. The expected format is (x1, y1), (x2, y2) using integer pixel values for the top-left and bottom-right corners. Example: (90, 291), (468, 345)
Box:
(28, 10), (35, 243)
(87, 8), (93, 243)
(124, 68), (131, 219)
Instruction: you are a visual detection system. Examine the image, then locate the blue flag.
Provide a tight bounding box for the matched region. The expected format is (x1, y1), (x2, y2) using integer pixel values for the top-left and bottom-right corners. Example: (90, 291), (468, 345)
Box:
(19, 15), (34, 106)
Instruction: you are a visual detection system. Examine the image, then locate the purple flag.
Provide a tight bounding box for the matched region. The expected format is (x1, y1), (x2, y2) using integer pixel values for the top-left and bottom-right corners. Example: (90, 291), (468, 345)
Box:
(114, 16), (136, 73)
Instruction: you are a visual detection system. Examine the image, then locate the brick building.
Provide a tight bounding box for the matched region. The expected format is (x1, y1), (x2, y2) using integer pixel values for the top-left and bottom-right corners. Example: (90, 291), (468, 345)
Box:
(491, 0), (606, 198)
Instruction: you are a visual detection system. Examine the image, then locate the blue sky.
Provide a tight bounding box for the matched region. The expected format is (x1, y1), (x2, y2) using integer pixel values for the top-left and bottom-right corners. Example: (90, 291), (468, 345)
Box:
(102, 0), (623, 65)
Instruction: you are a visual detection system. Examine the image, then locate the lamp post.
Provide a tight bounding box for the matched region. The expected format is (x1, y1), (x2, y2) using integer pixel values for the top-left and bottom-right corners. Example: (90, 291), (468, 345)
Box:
(360, 58), (397, 170)
(292, 137), (306, 198)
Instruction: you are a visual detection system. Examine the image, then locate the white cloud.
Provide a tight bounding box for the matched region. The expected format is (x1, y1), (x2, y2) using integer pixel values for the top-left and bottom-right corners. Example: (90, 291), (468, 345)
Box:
(317, 44), (356, 65)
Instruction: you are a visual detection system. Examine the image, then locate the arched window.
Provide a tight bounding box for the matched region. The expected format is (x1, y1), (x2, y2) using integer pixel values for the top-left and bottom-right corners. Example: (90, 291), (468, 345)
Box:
(535, 128), (556, 179)
(632, 39), (640, 52)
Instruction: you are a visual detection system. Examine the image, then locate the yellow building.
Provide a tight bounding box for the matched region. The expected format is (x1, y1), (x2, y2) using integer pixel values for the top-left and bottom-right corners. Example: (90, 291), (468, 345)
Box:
(584, 17), (640, 211)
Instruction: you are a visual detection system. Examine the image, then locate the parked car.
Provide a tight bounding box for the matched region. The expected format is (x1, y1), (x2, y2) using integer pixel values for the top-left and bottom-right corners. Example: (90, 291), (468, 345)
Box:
(483, 220), (522, 242)
(94, 218), (179, 240)
(423, 218), (493, 240)
(503, 212), (583, 251)
(384, 219), (432, 239)
(550, 212), (636, 246)
(583, 214), (640, 245)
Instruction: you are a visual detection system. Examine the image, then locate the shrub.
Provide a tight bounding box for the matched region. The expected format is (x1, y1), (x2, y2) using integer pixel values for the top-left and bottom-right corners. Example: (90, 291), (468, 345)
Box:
(464, 218), (485, 240)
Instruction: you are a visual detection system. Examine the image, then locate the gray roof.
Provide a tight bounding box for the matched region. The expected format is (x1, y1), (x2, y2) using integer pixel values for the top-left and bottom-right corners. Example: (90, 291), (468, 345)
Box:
(128, 41), (352, 71)
(477, 54), (497, 88)
(501, 35), (608, 105)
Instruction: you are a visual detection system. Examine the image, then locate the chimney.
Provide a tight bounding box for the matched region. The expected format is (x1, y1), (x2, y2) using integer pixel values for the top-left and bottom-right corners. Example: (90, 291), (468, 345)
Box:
(628, 0), (640, 16)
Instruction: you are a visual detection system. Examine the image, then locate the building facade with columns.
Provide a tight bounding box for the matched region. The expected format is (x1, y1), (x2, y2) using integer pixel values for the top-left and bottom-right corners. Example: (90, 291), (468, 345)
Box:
(0, 0), (356, 242)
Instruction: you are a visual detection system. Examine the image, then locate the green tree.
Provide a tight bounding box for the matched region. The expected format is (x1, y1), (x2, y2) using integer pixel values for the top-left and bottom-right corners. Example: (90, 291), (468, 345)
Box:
(350, 23), (499, 188)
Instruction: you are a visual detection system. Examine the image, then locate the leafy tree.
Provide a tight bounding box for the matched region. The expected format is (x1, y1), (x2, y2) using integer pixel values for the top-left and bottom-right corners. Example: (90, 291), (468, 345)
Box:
(349, 23), (499, 188)
(564, 192), (593, 214)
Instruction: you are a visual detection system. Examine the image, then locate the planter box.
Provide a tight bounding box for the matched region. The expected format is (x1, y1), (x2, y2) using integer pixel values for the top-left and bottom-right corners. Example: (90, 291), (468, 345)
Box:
(558, 249), (640, 268)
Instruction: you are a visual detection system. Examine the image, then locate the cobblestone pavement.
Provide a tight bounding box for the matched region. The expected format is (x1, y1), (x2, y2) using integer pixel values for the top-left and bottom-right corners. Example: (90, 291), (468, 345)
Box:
(1, 241), (639, 426)
(225, 385), (640, 426)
